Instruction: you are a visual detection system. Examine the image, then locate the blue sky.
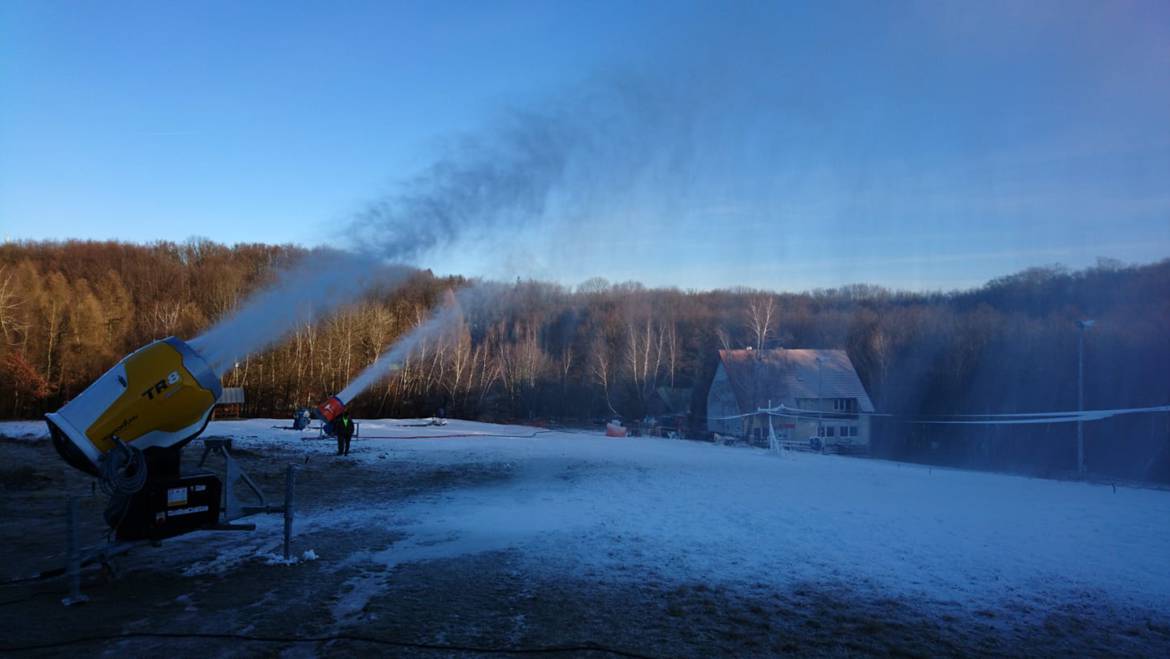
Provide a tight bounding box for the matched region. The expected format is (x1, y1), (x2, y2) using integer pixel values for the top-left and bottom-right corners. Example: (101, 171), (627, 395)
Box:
(1, 0), (1168, 291)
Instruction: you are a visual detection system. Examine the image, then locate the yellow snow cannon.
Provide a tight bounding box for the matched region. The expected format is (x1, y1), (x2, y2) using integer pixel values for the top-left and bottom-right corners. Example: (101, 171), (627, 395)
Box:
(45, 337), (222, 477)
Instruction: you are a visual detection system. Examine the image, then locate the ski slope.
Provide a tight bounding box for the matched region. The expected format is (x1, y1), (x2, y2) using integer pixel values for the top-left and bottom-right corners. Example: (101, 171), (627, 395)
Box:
(4, 417), (1168, 627)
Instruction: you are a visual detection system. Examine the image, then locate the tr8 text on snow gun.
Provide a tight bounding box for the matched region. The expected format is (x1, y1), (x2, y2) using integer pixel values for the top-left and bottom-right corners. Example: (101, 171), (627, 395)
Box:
(45, 337), (222, 477)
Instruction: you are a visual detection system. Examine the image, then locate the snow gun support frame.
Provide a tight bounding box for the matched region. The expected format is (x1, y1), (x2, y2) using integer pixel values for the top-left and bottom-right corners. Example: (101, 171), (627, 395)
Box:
(55, 440), (298, 607)
(58, 457), (297, 607)
(40, 337), (299, 604)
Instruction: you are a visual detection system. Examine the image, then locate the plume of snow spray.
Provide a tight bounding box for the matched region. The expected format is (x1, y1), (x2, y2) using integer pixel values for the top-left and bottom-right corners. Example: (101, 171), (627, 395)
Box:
(335, 289), (463, 404)
(190, 82), (668, 376)
(191, 250), (413, 376)
(194, 41), (780, 375)
(346, 74), (718, 267)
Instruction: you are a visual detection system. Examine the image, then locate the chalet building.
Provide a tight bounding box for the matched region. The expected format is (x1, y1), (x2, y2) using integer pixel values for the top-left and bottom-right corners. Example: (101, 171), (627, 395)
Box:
(214, 387), (246, 419)
(707, 348), (875, 449)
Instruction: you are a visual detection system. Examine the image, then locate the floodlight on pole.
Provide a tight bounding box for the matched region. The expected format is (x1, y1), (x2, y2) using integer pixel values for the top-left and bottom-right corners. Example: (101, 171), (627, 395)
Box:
(1076, 319), (1095, 475)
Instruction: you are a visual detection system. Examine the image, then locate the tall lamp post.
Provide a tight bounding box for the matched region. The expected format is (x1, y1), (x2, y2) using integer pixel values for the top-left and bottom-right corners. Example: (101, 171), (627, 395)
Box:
(1076, 319), (1095, 475)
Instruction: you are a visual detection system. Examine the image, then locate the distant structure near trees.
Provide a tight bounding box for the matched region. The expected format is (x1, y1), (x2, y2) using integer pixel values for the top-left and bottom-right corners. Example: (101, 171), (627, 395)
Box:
(708, 348), (874, 451)
(215, 387), (246, 419)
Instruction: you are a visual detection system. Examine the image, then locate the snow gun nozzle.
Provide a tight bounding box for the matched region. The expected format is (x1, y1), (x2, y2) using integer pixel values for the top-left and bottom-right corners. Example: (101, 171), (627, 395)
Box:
(317, 396), (346, 422)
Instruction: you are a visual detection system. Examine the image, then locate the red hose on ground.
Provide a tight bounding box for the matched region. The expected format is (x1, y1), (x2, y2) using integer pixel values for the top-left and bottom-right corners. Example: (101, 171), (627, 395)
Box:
(355, 429), (554, 440)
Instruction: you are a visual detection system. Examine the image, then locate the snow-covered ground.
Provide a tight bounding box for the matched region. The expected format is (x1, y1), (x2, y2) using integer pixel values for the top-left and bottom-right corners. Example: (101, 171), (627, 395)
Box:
(5, 417), (1169, 637)
(0, 419), (51, 440)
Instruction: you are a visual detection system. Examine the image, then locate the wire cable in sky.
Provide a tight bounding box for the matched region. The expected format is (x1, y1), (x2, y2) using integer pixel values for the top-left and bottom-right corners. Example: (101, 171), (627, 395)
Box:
(710, 404), (1170, 425)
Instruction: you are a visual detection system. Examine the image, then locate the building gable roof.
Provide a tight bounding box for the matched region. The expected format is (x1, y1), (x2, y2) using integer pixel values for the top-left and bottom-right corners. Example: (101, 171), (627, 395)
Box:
(716, 348), (875, 414)
(653, 386), (693, 415)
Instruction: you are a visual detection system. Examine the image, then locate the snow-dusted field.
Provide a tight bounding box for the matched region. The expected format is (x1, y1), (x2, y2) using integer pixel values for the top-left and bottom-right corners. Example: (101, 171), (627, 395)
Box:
(3, 417), (1169, 654)
(208, 419), (1170, 612)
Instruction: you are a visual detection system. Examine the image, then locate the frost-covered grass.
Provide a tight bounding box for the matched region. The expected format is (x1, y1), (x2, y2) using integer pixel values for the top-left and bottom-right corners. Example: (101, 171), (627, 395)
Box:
(4, 416), (1168, 633)
(217, 420), (1170, 618)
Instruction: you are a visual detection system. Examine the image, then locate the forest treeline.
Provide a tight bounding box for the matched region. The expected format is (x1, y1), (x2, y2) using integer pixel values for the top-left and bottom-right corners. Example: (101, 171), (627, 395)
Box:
(2, 240), (1168, 482)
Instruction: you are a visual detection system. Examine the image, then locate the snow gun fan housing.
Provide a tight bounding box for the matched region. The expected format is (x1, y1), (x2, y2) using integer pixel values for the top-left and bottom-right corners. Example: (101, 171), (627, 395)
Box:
(44, 337), (222, 477)
(317, 396), (346, 422)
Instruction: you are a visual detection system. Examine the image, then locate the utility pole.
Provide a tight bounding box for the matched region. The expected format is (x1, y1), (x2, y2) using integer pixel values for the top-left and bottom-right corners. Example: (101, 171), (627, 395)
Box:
(767, 398), (776, 452)
(816, 356), (824, 439)
(1076, 319), (1095, 476)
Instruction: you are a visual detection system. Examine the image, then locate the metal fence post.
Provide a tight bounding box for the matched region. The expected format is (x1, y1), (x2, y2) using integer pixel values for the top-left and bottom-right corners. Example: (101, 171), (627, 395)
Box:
(62, 497), (88, 606)
(283, 465), (296, 560)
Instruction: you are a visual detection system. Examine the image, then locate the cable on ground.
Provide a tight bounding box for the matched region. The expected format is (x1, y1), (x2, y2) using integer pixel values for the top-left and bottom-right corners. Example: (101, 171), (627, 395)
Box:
(0, 631), (656, 658)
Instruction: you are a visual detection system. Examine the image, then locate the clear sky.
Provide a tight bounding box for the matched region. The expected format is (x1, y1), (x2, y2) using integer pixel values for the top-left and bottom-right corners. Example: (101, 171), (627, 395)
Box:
(2, 0), (1168, 292)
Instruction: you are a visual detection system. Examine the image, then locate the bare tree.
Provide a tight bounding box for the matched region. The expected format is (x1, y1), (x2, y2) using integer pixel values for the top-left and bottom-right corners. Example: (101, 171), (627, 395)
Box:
(746, 294), (777, 350)
(590, 335), (617, 416)
(664, 320), (679, 388)
(716, 327), (733, 352)
(0, 265), (23, 343)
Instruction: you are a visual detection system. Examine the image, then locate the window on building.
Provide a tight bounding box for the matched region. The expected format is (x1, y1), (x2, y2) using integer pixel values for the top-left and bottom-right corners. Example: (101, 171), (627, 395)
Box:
(850, 426), (859, 437)
(826, 426), (835, 437)
(817, 426), (825, 437)
(832, 398), (856, 412)
(840, 425), (848, 437)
